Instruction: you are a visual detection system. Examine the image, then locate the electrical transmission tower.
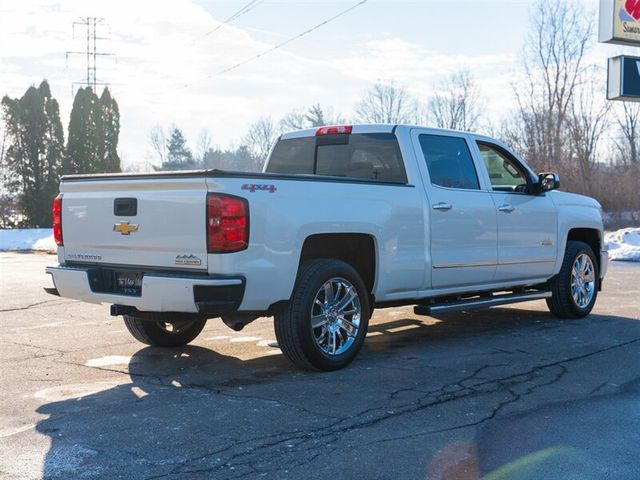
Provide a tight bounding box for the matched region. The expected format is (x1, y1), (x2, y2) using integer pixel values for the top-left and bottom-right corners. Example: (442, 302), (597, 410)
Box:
(66, 17), (116, 95)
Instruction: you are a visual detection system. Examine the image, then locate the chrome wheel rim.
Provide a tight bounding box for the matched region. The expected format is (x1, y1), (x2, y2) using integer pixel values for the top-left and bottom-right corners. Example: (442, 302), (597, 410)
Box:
(311, 277), (361, 356)
(571, 253), (595, 308)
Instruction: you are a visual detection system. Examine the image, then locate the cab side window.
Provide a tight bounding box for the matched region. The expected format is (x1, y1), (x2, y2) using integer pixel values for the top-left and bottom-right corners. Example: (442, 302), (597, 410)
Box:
(478, 143), (529, 193)
(419, 134), (480, 190)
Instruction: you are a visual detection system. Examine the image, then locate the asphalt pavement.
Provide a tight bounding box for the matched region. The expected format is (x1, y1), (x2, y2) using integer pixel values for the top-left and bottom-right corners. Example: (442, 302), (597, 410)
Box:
(1, 252), (639, 480)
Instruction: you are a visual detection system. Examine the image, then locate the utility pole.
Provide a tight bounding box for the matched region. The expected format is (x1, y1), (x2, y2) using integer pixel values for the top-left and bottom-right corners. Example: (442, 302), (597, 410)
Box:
(66, 17), (116, 95)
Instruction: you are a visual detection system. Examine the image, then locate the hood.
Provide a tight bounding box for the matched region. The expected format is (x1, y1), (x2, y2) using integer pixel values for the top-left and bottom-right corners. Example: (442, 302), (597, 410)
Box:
(549, 190), (602, 210)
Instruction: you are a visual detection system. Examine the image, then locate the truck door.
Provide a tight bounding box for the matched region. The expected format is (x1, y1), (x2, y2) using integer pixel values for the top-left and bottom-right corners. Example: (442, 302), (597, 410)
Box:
(411, 129), (497, 289)
(473, 141), (558, 281)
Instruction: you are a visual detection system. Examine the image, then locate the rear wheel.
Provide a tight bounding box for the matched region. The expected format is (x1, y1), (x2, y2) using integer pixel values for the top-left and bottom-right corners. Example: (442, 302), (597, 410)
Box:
(123, 315), (207, 347)
(546, 241), (598, 318)
(274, 259), (370, 371)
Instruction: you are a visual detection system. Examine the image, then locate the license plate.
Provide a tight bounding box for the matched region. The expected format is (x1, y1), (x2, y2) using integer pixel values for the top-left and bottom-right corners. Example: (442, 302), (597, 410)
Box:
(115, 272), (143, 296)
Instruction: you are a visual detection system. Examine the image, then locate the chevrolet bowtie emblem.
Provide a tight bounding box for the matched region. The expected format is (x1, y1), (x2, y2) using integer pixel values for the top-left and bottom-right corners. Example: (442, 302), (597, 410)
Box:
(113, 221), (139, 235)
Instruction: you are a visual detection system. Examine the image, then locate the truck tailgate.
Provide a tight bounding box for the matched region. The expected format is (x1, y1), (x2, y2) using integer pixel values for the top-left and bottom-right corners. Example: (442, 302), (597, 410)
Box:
(60, 176), (208, 271)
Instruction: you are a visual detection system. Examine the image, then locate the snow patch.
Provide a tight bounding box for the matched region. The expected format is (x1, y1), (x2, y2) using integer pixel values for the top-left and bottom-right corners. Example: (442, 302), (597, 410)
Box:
(605, 228), (640, 262)
(0, 228), (55, 251)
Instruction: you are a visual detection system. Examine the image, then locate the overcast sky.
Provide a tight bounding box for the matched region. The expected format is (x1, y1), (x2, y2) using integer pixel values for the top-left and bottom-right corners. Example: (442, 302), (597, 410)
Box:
(0, 0), (636, 169)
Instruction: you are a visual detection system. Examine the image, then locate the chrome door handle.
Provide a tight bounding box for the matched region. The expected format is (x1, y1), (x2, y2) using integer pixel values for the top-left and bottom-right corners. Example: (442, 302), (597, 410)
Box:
(498, 204), (515, 213)
(432, 202), (452, 211)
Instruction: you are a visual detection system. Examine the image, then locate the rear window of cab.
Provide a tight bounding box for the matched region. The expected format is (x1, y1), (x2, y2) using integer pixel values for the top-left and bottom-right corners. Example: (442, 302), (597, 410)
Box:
(266, 133), (407, 183)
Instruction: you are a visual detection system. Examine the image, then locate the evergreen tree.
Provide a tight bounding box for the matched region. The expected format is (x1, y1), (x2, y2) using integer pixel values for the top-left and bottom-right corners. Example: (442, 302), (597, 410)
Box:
(305, 104), (326, 127)
(1, 80), (64, 227)
(98, 88), (121, 173)
(65, 87), (101, 174)
(66, 86), (121, 174)
(158, 127), (196, 170)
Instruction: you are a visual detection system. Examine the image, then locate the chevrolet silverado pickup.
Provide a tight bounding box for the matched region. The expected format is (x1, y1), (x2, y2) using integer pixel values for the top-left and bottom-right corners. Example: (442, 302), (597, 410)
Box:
(46, 124), (609, 371)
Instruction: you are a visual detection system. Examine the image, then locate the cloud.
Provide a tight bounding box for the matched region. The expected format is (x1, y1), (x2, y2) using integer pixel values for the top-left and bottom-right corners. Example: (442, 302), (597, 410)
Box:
(1, 0), (524, 170)
(331, 37), (520, 122)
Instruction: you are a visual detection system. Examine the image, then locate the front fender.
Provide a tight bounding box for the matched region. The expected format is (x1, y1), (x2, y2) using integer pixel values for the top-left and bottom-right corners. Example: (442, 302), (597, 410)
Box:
(551, 191), (605, 277)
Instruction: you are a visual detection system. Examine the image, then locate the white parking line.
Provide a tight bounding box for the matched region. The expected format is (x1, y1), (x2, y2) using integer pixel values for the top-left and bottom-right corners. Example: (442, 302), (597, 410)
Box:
(85, 355), (132, 367)
(0, 423), (37, 438)
(230, 336), (263, 343)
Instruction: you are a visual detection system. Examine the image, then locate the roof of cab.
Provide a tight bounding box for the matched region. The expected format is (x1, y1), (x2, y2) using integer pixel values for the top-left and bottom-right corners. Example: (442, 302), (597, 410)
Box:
(279, 123), (482, 140)
(280, 124), (395, 140)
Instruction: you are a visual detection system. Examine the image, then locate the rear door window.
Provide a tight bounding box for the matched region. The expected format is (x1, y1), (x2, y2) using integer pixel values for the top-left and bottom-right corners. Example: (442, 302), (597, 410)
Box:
(418, 134), (480, 190)
(267, 133), (407, 183)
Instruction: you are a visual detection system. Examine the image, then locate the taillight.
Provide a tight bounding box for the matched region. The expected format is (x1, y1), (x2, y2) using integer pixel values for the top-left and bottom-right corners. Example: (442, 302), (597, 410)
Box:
(316, 125), (352, 136)
(53, 194), (63, 246)
(206, 193), (249, 253)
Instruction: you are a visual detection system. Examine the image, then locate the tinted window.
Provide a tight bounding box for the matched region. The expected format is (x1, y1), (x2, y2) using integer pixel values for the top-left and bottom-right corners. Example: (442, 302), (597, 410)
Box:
(267, 133), (407, 183)
(419, 134), (479, 190)
(267, 137), (315, 174)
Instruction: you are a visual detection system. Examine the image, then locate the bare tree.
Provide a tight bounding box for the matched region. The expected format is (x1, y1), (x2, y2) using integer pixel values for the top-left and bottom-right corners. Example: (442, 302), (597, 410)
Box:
(613, 102), (639, 166)
(280, 109), (307, 131)
(243, 116), (279, 170)
(148, 125), (167, 166)
(568, 73), (612, 195)
(511, 0), (593, 172)
(195, 129), (213, 164)
(354, 82), (418, 124)
(280, 104), (345, 131)
(428, 69), (482, 131)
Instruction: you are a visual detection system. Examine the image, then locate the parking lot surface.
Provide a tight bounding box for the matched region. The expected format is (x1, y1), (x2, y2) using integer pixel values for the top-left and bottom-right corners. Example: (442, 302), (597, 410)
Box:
(1, 252), (639, 479)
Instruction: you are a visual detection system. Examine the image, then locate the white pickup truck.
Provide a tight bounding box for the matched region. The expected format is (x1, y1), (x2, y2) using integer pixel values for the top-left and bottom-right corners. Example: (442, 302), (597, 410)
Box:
(46, 124), (608, 371)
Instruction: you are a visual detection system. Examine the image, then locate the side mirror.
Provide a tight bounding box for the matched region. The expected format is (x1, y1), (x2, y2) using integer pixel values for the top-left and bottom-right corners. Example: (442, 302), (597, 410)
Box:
(537, 172), (560, 193)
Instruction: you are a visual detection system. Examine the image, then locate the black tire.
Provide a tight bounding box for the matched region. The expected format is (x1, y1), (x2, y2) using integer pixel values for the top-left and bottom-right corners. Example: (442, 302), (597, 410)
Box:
(123, 315), (207, 347)
(546, 240), (598, 319)
(274, 259), (370, 371)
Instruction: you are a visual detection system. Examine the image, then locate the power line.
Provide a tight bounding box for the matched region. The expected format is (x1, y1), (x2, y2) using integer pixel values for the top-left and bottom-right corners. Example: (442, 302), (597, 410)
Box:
(194, 0), (369, 82)
(65, 17), (116, 95)
(195, 0), (264, 42)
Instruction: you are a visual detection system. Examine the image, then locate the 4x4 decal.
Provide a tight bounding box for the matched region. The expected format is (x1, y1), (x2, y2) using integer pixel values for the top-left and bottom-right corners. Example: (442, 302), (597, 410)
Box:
(242, 184), (277, 193)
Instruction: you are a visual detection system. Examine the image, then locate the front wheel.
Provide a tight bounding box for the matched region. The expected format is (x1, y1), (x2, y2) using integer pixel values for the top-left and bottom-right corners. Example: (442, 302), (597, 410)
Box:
(123, 315), (207, 347)
(274, 259), (370, 371)
(546, 241), (598, 319)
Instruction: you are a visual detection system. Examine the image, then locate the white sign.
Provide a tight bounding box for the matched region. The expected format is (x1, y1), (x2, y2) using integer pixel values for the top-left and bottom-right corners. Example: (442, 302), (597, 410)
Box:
(600, 0), (640, 46)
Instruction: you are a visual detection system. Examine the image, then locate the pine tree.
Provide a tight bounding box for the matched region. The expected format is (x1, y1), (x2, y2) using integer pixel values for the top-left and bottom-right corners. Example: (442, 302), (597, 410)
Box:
(1, 80), (64, 227)
(98, 88), (121, 173)
(305, 104), (326, 127)
(159, 127), (196, 170)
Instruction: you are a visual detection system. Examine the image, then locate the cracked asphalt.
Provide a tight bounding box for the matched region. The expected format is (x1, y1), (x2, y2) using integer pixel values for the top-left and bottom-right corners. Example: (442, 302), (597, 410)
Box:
(1, 252), (639, 480)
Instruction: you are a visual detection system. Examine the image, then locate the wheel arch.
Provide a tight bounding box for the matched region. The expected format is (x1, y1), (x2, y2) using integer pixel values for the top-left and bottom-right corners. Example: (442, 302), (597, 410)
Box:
(566, 228), (602, 272)
(298, 233), (377, 296)
(554, 225), (603, 277)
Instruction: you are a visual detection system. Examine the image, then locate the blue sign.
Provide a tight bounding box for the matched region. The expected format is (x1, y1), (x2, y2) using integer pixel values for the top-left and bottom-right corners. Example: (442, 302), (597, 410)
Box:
(608, 55), (640, 101)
